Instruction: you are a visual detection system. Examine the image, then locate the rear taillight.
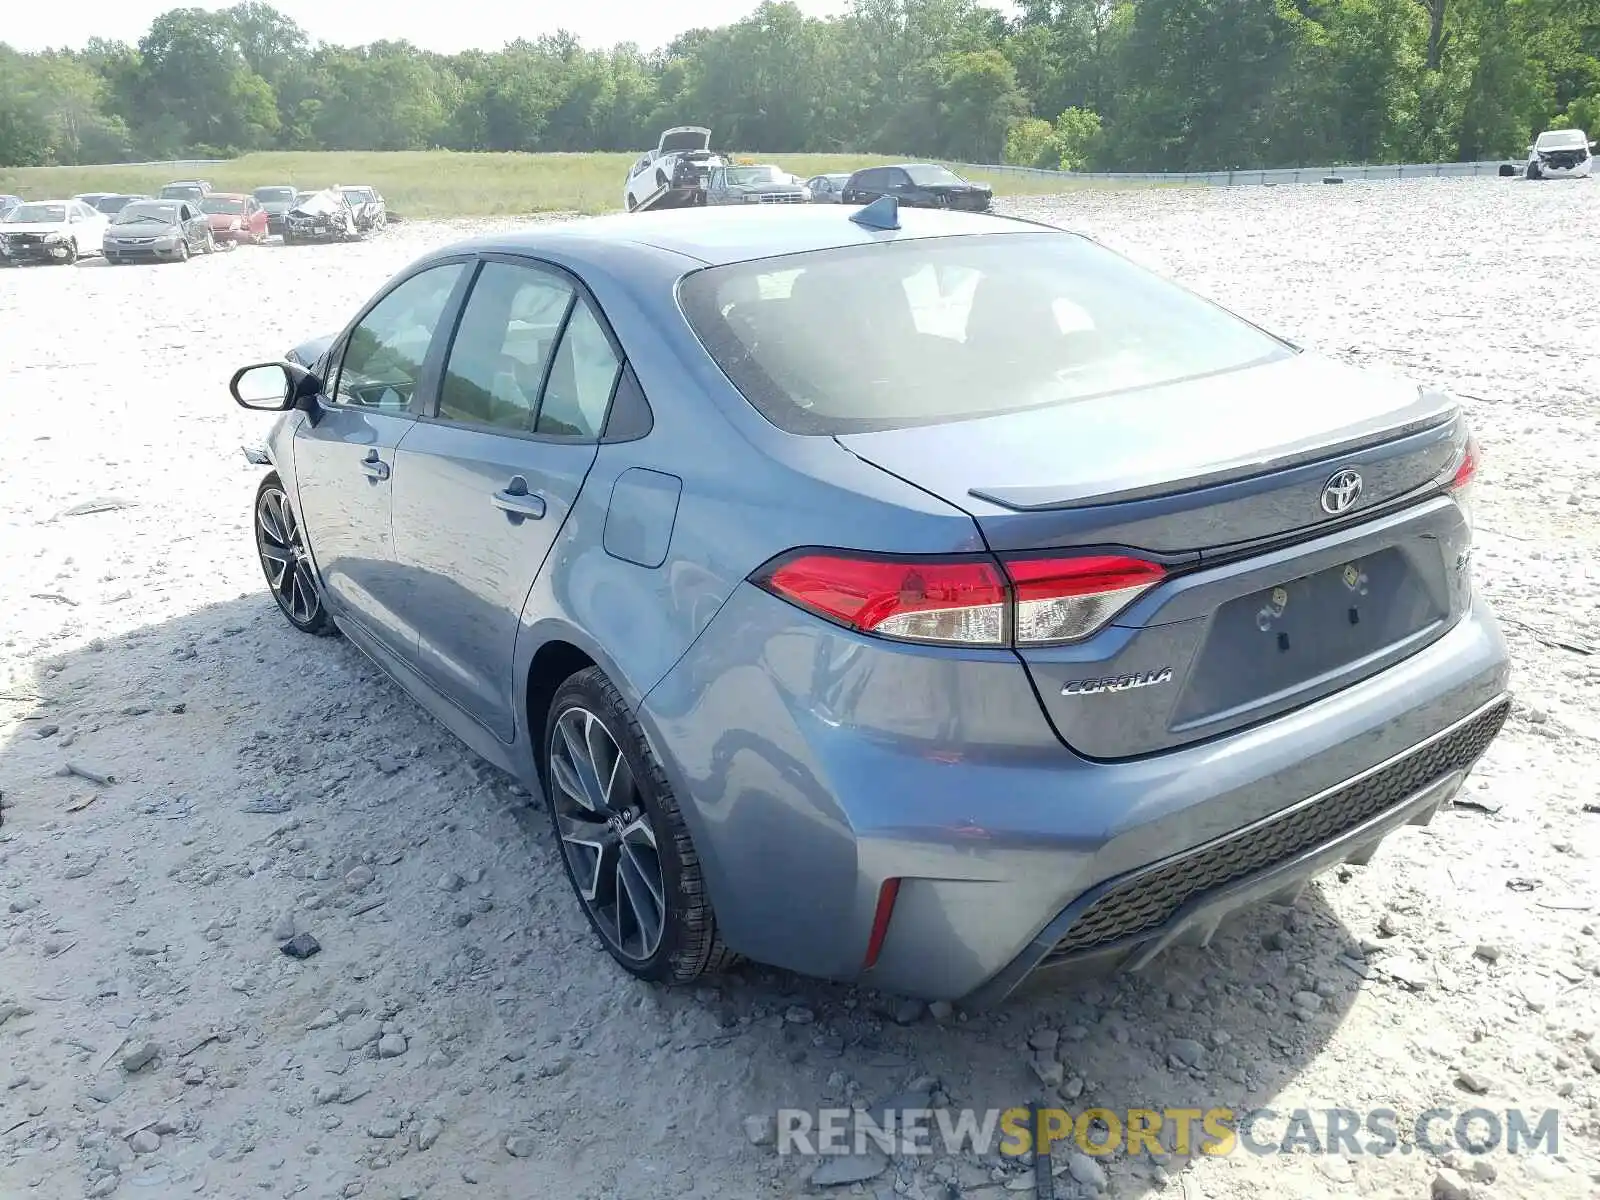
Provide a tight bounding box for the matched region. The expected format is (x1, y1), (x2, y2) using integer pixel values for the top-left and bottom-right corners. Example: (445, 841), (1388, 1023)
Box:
(1445, 433), (1479, 532)
(754, 550), (1165, 647)
(1003, 555), (1167, 644)
(758, 552), (1007, 645)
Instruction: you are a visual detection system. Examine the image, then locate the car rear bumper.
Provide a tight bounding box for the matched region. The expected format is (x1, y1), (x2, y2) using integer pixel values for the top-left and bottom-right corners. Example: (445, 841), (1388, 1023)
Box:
(638, 585), (1510, 1002)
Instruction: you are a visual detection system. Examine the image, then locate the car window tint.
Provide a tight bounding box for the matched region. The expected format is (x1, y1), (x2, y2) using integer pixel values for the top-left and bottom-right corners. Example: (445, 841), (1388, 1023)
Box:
(679, 232), (1291, 435)
(438, 262), (575, 432)
(334, 263), (466, 413)
(537, 297), (622, 439)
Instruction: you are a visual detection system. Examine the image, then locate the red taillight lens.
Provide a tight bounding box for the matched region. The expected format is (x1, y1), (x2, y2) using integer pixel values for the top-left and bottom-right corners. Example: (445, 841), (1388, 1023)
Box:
(754, 550), (1165, 647)
(1449, 434), (1478, 491)
(757, 553), (1007, 645)
(1002, 555), (1167, 644)
(1446, 433), (1478, 534)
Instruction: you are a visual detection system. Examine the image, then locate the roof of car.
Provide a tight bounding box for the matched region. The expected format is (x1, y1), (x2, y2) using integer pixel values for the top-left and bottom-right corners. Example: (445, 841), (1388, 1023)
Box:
(446, 205), (1049, 268)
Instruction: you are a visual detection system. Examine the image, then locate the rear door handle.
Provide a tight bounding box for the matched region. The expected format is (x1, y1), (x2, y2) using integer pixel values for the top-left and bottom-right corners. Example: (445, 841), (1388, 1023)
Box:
(359, 452), (390, 481)
(492, 478), (546, 520)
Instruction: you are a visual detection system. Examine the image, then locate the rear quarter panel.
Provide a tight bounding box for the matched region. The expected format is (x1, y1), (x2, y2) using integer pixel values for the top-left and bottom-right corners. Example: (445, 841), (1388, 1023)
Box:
(503, 237), (990, 740)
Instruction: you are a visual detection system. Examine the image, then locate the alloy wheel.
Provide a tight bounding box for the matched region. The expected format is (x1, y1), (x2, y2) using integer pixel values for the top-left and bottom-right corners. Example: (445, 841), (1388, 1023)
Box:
(255, 485), (321, 625)
(548, 705), (667, 963)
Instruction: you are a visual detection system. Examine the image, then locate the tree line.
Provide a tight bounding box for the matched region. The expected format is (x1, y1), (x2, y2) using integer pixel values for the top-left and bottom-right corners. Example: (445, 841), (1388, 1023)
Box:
(2, 0), (1597, 172)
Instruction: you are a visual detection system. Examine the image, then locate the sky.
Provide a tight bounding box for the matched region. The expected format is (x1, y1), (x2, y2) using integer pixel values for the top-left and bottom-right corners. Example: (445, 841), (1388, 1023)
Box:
(4, 0), (872, 55)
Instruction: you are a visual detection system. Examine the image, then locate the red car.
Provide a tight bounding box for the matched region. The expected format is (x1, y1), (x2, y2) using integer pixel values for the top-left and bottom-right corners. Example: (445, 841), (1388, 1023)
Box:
(200, 193), (269, 246)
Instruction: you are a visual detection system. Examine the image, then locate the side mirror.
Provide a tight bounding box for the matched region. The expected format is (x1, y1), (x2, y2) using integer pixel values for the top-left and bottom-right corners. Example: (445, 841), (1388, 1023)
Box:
(230, 360), (318, 411)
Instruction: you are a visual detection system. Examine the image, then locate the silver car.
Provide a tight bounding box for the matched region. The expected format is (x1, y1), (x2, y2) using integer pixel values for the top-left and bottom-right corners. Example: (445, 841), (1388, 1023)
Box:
(704, 164), (810, 205)
(804, 173), (853, 203)
(227, 204), (1508, 1004)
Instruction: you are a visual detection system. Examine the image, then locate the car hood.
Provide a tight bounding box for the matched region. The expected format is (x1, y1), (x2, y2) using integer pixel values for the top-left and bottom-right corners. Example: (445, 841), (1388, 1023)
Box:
(835, 350), (1455, 512)
(1, 222), (70, 235)
(290, 192), (348, 217)
(287, 333), (337, 370)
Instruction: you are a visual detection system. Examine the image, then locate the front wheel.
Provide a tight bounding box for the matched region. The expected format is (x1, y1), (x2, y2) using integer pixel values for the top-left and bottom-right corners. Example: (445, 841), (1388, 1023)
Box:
(255, 472), (334, 635)
(174, 240), (190, 262)
(1527, 162), (1542, 180)
(543, 668), (733, 984)
(62, 240), (79, 265)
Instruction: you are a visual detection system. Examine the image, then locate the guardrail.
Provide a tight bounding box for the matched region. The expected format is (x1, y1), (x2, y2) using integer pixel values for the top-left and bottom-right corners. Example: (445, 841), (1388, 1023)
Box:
(967, 159), (1522, 186)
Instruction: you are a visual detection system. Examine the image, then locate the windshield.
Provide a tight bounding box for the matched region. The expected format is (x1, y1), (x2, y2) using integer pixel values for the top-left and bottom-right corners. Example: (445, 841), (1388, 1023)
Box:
(202, 197), (246, 215)
(161, 186), (202, 200)
(679, 232), (1291, 435)
(6, 204), (66, 223)
(94, 196), (138, 214)
(254, 187), (296, 202)
(1535, 129), (1587, 150)
(726, 166), (784, 186)
(904, 164), (967, 187)
(115, 203), (180, 225)
(340, 189), (368, 203)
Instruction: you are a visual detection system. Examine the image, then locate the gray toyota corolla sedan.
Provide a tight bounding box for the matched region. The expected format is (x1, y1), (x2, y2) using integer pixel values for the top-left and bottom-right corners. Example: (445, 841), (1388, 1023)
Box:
(229, 200), (1510, 1004)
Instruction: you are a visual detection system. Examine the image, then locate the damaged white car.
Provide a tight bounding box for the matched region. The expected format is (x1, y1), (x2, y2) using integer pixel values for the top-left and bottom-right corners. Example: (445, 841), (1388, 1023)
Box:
(1525, 128), (1594, 179)
(623, 126), (726, 211)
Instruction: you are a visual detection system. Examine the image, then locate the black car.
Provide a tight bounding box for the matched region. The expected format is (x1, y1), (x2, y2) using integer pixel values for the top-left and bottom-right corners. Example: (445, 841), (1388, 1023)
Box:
(103, 199), (216, 263)
(841, 163), (993, 211)
(253, 185), (300, 236)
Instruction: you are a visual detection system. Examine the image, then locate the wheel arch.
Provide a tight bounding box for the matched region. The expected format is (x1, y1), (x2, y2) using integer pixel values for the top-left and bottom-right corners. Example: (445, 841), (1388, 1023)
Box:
(524, 638), (599, 788)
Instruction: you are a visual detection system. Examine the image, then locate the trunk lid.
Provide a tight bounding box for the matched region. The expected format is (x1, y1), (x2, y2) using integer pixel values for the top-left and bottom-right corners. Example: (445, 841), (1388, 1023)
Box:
(837, 352), (1474, 758)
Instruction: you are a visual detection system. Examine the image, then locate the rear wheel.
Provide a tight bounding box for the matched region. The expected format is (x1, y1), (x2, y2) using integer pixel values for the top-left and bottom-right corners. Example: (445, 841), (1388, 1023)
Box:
(543, 667), (733, 984)
(174, 240), (189, 262)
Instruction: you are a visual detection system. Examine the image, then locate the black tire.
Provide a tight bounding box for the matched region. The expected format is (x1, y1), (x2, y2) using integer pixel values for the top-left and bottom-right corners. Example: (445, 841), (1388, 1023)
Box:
(202, 230), (216, 254)
(63, 240), (79, 265)
(254, 471), (335, 635)
(174, 240), (189, 262)
(542, 667), (734, 984)
(1527, 162), (1542, 180)
(626, 195), (638, 212)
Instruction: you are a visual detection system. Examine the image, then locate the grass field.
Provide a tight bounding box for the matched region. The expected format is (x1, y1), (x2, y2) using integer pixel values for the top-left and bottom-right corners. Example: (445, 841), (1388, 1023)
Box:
(0, 150), (1096, 217)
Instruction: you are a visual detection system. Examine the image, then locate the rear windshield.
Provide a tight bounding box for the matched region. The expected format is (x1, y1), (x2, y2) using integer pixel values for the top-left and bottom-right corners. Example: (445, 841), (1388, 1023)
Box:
(254, 187), (296, 201)
(678, 232), (1292, 435)
(202, 197), (245, 215)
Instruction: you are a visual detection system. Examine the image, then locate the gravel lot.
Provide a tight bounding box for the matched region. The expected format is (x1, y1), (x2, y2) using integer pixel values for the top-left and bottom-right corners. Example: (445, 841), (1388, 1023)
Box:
(1, 178), (1598, 1200)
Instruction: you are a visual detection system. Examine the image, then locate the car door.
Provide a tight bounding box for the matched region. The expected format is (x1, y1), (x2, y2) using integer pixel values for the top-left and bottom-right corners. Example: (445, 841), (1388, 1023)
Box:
(388, 255), (624, 742)
(291, 259), (472, 662)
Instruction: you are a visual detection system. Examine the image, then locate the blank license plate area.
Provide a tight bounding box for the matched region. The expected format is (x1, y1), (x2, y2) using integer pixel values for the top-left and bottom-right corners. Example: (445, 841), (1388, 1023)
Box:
(1174, 547), (1444, 725)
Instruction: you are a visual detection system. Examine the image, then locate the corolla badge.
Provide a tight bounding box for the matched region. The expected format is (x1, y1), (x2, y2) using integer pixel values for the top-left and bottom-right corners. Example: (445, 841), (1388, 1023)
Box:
(1061, 668), (1173, 696)
(1320, 469), (1363, 515)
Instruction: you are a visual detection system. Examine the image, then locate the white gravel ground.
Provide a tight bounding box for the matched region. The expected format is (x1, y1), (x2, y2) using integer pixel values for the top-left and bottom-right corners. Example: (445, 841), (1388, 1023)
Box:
(1, 178), (1598, 1200)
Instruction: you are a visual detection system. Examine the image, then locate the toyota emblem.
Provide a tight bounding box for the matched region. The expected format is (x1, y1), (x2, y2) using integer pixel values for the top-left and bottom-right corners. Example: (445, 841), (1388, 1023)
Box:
(1320, 469), (1364, 515)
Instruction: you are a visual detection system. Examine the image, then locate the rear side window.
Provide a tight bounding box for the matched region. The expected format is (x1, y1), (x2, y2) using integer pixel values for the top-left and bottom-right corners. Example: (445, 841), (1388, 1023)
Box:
(537, 298), (622, 439)
(437, 261), (575, 432)
(678, 232), (1292, 435)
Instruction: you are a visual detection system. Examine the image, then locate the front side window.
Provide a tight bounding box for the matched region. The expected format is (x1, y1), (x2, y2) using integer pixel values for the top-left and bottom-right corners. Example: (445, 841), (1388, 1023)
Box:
(437, 262), (575, 432)
(679, 232), (1292, 435)
(537, 298), (622, 439)
(333, 263), (466, 412)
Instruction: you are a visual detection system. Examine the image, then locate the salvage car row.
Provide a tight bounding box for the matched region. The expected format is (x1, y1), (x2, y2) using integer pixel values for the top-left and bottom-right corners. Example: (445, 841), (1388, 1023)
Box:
(0, 180), (389, 266)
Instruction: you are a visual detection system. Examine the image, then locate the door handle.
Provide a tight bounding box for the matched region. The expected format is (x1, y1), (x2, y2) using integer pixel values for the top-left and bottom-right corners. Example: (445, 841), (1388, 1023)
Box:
(359, 451), (390, 480)
(492, 476), (546, 520)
